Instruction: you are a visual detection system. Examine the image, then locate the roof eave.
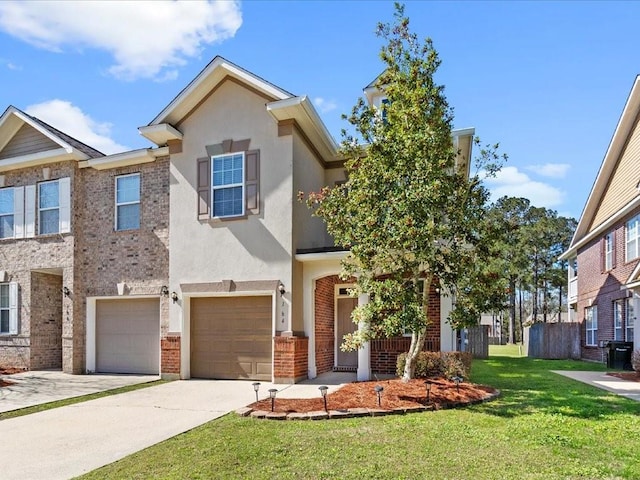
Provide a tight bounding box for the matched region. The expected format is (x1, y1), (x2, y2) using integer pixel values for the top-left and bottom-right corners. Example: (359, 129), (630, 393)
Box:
(570, 75), (640, 247)
(266, 96), (339, 163)
(138, 123), (183, 147)
(79, 147), (169, 170)
(0, 147), (88, 172)
(149, 56), (293, 127)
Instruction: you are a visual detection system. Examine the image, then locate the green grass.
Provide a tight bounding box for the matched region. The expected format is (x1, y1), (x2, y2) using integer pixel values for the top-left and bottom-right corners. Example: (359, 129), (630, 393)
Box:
(489, 343), (526, 357)
(79, 357), (640, 480)
(0, 379), (166, 421)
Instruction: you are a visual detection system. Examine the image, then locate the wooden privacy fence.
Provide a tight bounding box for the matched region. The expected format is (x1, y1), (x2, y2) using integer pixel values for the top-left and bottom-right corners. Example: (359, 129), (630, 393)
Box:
(463, 325), (489, 359)
(526, 322), (581, 360)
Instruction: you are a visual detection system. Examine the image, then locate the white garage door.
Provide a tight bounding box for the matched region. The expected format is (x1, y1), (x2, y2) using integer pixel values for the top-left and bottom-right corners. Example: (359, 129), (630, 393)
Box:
(96, 298), (160, 374)
(191, 296), (272, 380)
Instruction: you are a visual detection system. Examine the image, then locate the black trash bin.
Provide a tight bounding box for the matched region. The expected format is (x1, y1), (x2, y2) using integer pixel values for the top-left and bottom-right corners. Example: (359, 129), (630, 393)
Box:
(607, 341), (634, 370)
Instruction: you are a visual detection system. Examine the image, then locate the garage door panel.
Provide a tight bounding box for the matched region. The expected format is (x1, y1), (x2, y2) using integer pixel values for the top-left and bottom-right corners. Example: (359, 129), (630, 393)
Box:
(190, 296), (272, 380)
(96, 298), (160, 375)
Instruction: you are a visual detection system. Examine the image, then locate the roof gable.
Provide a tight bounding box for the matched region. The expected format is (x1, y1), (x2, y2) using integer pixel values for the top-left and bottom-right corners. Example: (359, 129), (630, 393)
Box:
(147, 56), (293, 128)
(566, 76), (640, 253)
(0, 106), (103, 171)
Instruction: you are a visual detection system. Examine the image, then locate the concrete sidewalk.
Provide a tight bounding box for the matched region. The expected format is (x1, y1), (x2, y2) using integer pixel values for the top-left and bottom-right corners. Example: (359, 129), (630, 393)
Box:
(553, 370), (640, 402)
(0, 370), (158, 413)
(0, 374), (353, 480)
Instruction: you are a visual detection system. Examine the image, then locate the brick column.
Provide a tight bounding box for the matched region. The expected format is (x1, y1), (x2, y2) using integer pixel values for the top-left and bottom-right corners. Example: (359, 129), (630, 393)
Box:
(273, 336), (308, 384)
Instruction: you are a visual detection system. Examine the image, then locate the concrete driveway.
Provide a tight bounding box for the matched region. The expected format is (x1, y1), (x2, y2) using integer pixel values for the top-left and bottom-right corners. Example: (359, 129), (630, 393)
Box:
(0, 373), (352, 480)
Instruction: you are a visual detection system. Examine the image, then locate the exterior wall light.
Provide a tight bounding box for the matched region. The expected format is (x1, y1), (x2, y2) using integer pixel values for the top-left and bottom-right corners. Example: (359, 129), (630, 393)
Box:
(160, 286), (169, 297)
(278, 282), (285, 296)
(268, 388), (278, 412)
(62, 287), (71, 297)
(252, 382), (261, 403)
(374, 385), (384, 407)
(171, 292), (178, 304)
(319, 385), (329, 412)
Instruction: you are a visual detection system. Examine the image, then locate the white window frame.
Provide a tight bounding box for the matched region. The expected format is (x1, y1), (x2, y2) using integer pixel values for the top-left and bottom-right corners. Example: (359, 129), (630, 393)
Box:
(625, 298), (635, 342)
(585, 305), (597, 346)
(0, 282), (18, 335)
(115, 173), (141, 231)
(38, 180), (60, 235)
(0, 187), (14, 239)
(614, 299), (623, 341)
(626, 215), (640, 262)
(604, 232), (614, 270)
(211, 152), (245, 218)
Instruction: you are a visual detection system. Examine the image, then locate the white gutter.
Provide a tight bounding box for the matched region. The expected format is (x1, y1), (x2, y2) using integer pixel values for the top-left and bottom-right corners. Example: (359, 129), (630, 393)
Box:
(79, 147), (169, 170)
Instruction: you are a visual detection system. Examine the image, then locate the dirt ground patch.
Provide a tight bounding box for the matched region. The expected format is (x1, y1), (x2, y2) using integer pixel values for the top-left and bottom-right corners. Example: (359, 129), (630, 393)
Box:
(250, 377), (497, 413)
(0, 367), (24, 387)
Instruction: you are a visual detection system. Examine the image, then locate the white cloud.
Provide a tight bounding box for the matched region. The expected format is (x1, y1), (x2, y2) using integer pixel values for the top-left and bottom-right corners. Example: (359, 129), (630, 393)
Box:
(525, 163), (571, 178)
(0, 1), (242, 81)
(313, 97), (338, 113)
(26, 100), (128, 155)
(6, 62), (21, 71)
(483, 166), (565, 208)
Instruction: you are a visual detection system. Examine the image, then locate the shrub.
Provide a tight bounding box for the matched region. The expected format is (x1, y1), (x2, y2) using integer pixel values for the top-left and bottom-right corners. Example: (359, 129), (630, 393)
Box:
(396, 351), (472, 378)
(632, 350), (640, 373)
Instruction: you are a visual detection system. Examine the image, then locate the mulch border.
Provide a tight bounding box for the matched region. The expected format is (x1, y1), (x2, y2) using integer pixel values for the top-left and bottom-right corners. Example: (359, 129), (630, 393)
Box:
(236, 387), (501, 420)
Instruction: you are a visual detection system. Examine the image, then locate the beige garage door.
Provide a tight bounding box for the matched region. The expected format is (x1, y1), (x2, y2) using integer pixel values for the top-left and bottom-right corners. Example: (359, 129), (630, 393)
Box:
(191, 296), (272, 380)
(96, 298), (160, 375)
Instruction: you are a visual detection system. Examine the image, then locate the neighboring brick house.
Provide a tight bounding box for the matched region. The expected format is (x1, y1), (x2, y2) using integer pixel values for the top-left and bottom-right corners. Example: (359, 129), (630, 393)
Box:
(0, 56), (473, 382)
(561, 76), (640, 362)
(0, 106), (170, 375)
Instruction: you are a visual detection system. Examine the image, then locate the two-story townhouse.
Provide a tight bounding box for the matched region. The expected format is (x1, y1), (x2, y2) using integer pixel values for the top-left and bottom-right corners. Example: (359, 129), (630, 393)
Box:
(561, 76), (640, 363)
(140, 57), (474, 383)
(1, 56), (474, 383)
(0, 106), (170, 375)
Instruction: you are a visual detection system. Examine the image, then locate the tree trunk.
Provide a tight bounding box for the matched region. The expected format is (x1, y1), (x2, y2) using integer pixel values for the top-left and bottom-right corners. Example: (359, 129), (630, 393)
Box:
(402, 274), (432, 381)
(543, 281), (548, 323)
(558, 283), (562, 323)
(509, 276), (516, 344)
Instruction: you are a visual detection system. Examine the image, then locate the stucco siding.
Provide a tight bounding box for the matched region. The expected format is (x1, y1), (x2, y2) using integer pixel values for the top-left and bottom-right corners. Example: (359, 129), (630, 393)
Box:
(169, 79), (294, 332)
(0, 124), (60, 160)
(590, 113), (640, 230)
(292, 131), (332, 252)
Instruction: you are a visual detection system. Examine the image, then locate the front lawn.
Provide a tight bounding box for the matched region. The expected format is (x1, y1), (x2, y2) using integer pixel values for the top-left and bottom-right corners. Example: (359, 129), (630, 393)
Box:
(79, 356), (640, 480)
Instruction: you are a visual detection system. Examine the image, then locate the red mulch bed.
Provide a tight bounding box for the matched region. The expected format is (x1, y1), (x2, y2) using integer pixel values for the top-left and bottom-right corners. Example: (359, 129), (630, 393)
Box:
(607, 371), (640, 382)
(249, 378), (497, 413)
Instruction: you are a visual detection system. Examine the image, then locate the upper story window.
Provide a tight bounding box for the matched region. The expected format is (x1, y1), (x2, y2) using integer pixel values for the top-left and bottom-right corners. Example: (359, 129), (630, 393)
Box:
(626, 214), (640, 262)
(38, 180), (60, 235)
(115, 173), (140, 231)
(0, 188), (14, 239)
(585, 305), (597, 346)
(212, 152), (244, 218)
(196, 140), (259, 221)
(604, 232), (614, 270)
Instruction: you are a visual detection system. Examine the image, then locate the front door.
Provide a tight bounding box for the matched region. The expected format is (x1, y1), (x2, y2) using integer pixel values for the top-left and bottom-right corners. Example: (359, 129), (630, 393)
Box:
(336, 296), (358, 368)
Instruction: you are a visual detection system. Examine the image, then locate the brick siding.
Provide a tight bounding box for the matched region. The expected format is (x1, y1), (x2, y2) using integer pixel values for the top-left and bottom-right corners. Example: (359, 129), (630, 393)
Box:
(576, 206), (640, 362)
(314, 274), (442, 376)
(273, 335), (308, 383)
(160, 334), (181, 375)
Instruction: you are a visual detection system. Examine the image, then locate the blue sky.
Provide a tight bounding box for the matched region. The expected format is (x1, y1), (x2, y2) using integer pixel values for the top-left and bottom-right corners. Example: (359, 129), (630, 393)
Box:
(0, 1), (638, 220)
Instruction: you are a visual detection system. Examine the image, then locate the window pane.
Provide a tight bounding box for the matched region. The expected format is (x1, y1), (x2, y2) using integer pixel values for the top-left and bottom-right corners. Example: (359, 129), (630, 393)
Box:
(0, 310), (8, 333)
(39, 182), (59, 209)
(213, 187), (243, 217)
(40, 209), (59, 235)
(0, 189), (13, 215)
(117, 204), (140, 230)
(0, 284), (9, 308)
(212, 154), (243, 187)
(0, 215), (14, 239)
(116, 175), (140, 203)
